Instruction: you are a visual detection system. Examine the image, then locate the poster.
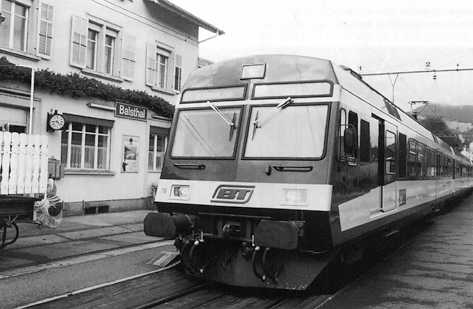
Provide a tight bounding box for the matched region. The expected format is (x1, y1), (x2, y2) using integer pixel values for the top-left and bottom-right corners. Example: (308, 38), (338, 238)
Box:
(122, 135), (139, 173)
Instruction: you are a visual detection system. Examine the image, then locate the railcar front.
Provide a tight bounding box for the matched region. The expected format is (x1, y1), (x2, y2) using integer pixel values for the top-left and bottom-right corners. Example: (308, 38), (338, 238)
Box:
(145, 55), (341, 290)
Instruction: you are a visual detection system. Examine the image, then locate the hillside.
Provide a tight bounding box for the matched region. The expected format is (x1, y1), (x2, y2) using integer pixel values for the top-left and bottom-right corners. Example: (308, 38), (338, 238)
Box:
(414, 104), (473, 124)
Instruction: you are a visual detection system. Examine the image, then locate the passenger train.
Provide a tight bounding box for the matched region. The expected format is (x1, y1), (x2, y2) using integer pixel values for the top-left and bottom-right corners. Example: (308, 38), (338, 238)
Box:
(144, 55), (473, 290)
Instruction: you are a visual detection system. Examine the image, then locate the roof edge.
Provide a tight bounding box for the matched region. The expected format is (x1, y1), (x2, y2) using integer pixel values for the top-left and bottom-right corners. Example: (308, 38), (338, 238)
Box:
(147, 0), (225, 34)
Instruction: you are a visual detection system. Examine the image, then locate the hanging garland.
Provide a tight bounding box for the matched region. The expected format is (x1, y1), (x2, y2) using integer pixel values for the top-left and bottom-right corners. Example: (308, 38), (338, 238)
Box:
(0, 57), (174, 118)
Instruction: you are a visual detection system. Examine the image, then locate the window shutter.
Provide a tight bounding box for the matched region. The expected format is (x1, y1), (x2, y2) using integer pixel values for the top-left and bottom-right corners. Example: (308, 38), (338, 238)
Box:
(38, 3), (54, 57)
(174, 54), (182, 91)
(121, 33), (136, 80)
(70, 16), (87, 68)
(145, 42), (157, 86)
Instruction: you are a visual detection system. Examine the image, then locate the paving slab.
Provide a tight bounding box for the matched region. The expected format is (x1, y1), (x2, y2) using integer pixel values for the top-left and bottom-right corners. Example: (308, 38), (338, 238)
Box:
(58, 226), (131, 240)
(322, 197), (473, 309)
(63, 210), (150, 227)
(101, 232), (160, 244)
(1, 240), (121, 268)
(6, 234), (68, 250)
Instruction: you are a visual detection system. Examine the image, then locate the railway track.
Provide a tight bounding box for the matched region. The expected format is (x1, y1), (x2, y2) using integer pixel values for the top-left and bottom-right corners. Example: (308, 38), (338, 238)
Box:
(17, 214), (437, 309)
(18, 261), (332, 309)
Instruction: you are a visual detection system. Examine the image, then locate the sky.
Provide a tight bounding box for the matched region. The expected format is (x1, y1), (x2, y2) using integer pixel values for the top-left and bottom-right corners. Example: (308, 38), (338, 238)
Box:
(172, 0), (473, 112)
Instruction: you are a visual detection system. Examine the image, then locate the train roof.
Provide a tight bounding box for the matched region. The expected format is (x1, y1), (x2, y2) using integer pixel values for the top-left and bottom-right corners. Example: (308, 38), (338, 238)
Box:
(184, 54), (337, 88)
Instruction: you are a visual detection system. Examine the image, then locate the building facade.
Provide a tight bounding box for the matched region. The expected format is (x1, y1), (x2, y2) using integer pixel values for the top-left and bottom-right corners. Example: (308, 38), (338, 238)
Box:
(0, 0), (222, 215)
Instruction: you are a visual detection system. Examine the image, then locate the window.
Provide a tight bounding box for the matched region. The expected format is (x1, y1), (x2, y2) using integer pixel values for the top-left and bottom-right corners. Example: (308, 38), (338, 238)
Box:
(104, 30), (117, 74)
(244, 105), (328, 159)
(348, 111), (358, 158)
(61, 122), (111, 170)
(121, 33), (136, 80)
(145, 43), (179, 91)
(408, 140), (418, 177)
(385, 131), (396, 174)
(384, 98), (400, 120)
(398, 133), (407, 177)
(360, 119), (370, 162)
(0, 0), (28, 51)
(174, 54), (182, 92)
(339, 108), (346, 160)
(86, 29), (98, 70)
(252, 81), (332, 99)
(148, 128), (168, 171)
(157, 48), (169, 89)
(38, 2), (53, 57)
(172, 107), (242, 158)
(70, 16), (120, 77)
(181, 86), (247, 103)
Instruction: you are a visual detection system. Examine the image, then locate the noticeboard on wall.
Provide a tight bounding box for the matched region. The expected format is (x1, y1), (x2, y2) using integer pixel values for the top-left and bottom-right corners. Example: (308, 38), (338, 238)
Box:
(122, 135), (139, 173)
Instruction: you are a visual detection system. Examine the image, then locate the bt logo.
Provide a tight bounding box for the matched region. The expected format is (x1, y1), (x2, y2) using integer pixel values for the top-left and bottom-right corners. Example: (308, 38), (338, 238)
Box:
(211, 185), (255, 204)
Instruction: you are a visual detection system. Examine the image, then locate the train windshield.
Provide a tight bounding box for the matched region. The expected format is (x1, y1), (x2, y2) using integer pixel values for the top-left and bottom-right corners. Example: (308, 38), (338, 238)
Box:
(171, 107), (241, 158)
(245, 104), (328, 159)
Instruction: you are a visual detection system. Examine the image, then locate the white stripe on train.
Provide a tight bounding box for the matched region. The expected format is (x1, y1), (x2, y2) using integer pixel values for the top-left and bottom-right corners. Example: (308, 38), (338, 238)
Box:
(155, 179), (332, 211)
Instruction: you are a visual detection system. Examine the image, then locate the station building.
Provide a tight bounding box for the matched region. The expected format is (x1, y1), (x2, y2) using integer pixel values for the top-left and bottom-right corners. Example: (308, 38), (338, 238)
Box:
(0, 0), (222, 215)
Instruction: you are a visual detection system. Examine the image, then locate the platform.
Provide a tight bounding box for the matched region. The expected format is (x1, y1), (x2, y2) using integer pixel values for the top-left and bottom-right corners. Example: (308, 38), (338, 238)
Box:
(322, 194), (473, 309)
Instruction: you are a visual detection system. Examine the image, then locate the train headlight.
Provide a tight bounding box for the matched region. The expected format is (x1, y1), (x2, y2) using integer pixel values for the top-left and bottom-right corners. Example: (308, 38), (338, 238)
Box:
(281, 188), (307, 205)
(170, 185), (190, 200)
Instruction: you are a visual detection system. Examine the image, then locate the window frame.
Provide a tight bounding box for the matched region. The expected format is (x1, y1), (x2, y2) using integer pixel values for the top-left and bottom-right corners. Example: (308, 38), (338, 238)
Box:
(37, 2), (53, 58)
(241, 102), (331, 161)
(1, 0), (29, 52)
(385, 130), (397, 175)
(156, 47), (170, 89)
(86, 27), (99, 70)
(180, 85), (248, 104)
(251, 80), (334, 100)
(82, 17), (121, 77)
(61, 122), (111, 170)
(148, 130), (168, 172)
(169, 105), (244, 160)
(103, 28), (117, 75)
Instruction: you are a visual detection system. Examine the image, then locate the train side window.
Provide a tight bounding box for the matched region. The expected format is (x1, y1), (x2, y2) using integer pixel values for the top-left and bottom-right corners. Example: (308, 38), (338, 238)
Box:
(442, 156), (446, 176)
(398, 133), (407, 177)
(385, 130), (397, 174)
(348, 111), (358, 158)
(417, 143), (425, 177)
(339, 108), (346, 160)
(407, 140), (417, 177)
(359, 120), (370, 162)
(369, 117), (379, 162)
(436, 153), (440, 176)
(426, 149), (436, 177)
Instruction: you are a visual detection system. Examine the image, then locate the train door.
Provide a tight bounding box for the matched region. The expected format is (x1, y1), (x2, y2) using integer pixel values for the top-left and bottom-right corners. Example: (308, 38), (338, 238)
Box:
(371, 115), (398, 212)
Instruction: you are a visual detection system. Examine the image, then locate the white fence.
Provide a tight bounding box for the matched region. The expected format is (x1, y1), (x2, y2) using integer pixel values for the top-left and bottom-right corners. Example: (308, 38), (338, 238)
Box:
(0, 132), (48, 195)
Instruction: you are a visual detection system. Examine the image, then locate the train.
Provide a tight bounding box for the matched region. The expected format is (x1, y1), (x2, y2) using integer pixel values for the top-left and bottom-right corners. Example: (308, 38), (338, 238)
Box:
(144, 54), (473, 290)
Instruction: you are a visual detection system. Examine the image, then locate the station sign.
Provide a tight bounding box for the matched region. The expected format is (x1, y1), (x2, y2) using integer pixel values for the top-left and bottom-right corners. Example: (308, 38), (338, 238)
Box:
(115, 102), (147, 121)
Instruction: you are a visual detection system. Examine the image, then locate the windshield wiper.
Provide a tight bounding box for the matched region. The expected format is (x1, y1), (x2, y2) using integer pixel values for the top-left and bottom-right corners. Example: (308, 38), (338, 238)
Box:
(251, 97), (294, 140)
(207, 101), (237, 140)
(276, 97), (294, 109)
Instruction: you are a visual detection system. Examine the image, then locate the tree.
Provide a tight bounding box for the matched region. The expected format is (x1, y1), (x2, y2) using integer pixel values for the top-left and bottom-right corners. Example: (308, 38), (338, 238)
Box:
(419, 116), (462, 150)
